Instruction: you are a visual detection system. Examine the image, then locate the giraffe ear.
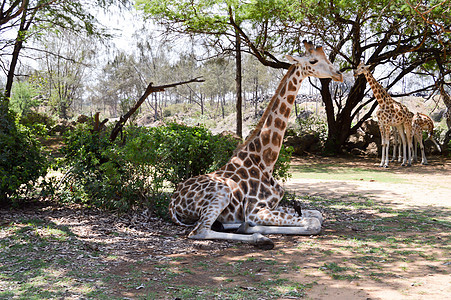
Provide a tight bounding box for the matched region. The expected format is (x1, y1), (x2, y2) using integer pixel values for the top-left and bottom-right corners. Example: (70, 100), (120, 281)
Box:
(303, 40), (315, 54)
(286, 54), (298, 64)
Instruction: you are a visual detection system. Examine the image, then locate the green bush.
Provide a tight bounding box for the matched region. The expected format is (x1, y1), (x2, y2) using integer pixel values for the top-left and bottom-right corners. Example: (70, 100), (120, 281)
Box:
(19, 111), (55, 136)
(58, 123), (240, 213)
(0, 99), (49, 204)
(57, 122), (293, 215)
(296, 112), (328, 142)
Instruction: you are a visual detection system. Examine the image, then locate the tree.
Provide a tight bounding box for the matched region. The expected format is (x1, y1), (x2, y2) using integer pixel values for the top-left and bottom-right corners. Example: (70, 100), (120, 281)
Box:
(93, 52), (143, 117)
(33, 31), (97, 119)
(137, 0), (450, 153)
(136, 0), (250, 137)
(0, 0), (128, 106)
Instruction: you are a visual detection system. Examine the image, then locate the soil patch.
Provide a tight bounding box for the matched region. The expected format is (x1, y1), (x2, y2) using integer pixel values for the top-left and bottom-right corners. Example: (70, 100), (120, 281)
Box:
(1, 155), (450, 299)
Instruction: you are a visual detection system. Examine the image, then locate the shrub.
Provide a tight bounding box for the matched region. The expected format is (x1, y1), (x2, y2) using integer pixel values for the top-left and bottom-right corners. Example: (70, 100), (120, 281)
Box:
(19, 111), (55, 136)
(0, 98), (49, 204)
(57, 122), (293, 215)
(57, 123), (240, 213)
(296, 112), (328, 143)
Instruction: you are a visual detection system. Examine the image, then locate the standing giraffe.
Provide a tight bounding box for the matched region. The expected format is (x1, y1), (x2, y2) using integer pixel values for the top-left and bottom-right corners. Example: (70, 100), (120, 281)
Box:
(354, 63), (413, 167)
(169, 41), (343, 249)
(439, 83), (451, 130)
(412, 112), (441, 165)
(391, 101), (414, 163)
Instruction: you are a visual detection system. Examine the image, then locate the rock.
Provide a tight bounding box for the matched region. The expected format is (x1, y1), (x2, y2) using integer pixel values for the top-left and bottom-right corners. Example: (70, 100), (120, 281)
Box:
(366, 142), (379, 157)
(284, 133), (321, 155)
(431, 109), (445, 122)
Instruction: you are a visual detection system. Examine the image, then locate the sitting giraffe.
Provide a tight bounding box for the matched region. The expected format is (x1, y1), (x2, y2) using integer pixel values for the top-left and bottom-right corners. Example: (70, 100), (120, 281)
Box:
(354, 63), (413, 167)
(412, 112), (441, 165)
(169, 41), (343, 249)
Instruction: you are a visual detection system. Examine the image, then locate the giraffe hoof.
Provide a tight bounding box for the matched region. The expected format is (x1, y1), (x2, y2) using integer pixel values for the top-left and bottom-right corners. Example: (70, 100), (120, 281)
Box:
(383, 165), (389, 168)
(253, 234), (274, 250)
(293, 200), (303, 216)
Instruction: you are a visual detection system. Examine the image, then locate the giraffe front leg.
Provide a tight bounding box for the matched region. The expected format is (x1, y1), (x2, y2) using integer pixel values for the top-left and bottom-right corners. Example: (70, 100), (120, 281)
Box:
(239, 208), (322, 235)
(187, 188), (275, 249)
(275, 206), (323, 225)
(379, 125), (390, 168)
(417, 136), (428, 165)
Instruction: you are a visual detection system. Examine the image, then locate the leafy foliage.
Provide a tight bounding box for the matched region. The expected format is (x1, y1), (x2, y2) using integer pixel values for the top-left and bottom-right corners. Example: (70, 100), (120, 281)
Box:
(9, 81), (41, 116)
(0, 97), (49, 204)
(296, 112), (328, 144)
(58, 122), (292, 214)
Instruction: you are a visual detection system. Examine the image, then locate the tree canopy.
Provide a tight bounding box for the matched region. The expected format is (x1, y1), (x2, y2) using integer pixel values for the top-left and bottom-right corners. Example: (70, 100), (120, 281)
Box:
(136, 0), (450, 153)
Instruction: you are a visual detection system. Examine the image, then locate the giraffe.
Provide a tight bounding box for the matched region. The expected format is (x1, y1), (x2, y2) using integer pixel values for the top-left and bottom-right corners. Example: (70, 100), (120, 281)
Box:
(354, 63), (413, 168)
(169, 41), (343, 249)
(439, 83), (451, 130)
(391, 101), (414, 163)
(412, 112), (441, 165)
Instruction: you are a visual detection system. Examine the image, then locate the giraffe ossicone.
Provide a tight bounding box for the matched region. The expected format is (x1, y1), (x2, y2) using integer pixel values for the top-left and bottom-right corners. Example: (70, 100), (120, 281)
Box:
(169, 41), (343, 249)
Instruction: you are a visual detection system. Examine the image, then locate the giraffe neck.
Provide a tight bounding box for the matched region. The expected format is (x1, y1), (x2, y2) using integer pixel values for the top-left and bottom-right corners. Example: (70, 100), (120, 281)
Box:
(234, 65), (303, 174)
(440, 86), (451, 108)
(363, 71), (393, 106)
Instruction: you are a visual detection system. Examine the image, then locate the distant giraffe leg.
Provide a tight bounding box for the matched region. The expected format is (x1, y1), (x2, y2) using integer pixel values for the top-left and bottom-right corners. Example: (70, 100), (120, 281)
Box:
(404, 123), (413, 166)
(416, 132), (428, 165)
(395, 125), (408, 166)
(391, 128), (398, 162)
(380, 124), (391, 168)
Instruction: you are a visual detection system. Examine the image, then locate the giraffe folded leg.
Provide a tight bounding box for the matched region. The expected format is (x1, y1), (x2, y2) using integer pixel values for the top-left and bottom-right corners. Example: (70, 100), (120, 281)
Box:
(182, 187), (275, 249)
(189, 228), (274, 249)
(238, 208), (322, 235)
(301, 209), (323, 225)
(236, 219), (321, 235)
(275, 206), (323, 225)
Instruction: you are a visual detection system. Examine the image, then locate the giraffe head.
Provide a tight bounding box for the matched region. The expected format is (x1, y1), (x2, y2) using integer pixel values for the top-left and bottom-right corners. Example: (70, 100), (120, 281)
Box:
(353, 62), (371, 77)
(286, 41), (343, 82)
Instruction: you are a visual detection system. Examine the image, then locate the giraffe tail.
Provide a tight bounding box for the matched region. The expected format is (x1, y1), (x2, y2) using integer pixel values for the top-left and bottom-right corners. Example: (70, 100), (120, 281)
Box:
(427, 132), (442, 152)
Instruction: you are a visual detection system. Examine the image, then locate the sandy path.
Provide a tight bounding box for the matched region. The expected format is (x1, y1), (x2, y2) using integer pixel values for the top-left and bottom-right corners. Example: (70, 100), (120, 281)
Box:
(283, 155), (451, 208)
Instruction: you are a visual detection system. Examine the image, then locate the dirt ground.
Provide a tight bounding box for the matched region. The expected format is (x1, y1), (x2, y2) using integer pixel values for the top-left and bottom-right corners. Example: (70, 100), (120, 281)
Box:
(286, 155), (451, 207)
(1, 155), (450, 299)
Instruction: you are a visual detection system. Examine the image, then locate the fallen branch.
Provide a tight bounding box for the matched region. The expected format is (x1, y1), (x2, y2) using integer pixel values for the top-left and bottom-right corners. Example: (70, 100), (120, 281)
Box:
(109, 77), (204, 142)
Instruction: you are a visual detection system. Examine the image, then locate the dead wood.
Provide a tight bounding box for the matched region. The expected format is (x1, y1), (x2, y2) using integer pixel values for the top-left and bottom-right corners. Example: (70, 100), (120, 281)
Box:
(109, 77), (204, 142)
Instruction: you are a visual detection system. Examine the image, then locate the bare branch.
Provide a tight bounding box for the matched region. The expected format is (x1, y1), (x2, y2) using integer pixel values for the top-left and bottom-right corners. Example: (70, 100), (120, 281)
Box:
(109, 77), (205, 142)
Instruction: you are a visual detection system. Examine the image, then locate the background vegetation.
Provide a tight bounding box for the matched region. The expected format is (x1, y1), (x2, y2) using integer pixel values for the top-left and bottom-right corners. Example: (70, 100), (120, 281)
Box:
(0, 0), (450, 208)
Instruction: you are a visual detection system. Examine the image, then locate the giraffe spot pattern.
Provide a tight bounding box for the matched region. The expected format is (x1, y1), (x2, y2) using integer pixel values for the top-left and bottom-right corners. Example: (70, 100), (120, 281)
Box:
(169, 62), (325, 232)
(263, 148), (277, 165)
(280, 83), (286, 97)
(261, 130), (271, 146)
(272, 132), (281, 147)
(279, 102), (287, 115)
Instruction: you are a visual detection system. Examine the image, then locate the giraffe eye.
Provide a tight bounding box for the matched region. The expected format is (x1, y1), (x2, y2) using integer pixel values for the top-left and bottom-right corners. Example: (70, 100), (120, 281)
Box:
(309, 59), (318, 65)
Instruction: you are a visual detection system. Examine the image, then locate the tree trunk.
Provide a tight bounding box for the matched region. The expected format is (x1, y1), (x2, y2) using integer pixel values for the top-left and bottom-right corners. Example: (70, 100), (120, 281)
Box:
(322, 77), (374, 155)
(235, 31), (243, 138)
(4, 1), (33, 101)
